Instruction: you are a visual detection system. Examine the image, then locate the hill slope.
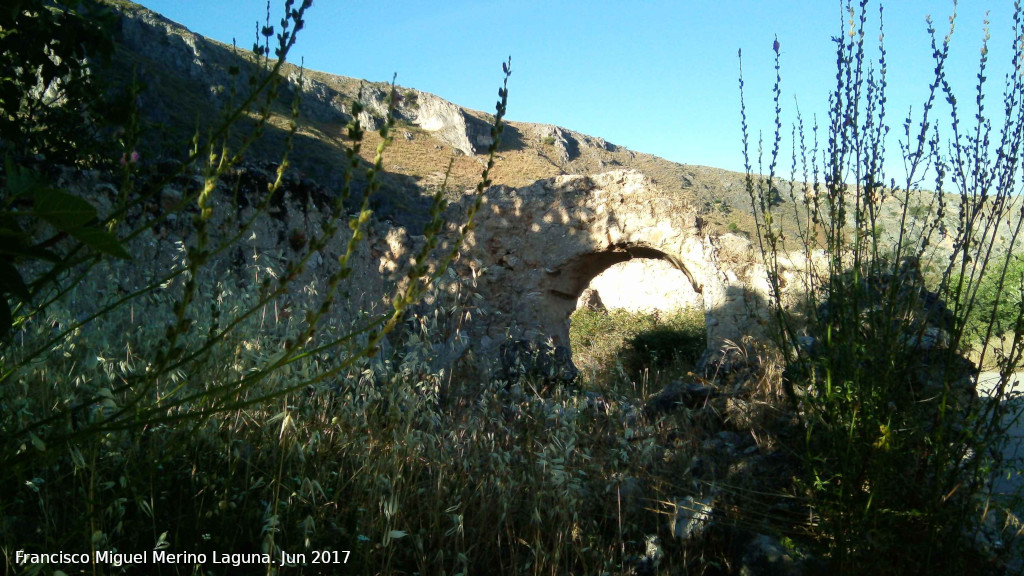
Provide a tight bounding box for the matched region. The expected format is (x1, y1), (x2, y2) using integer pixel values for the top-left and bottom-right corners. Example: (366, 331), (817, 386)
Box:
(104, 1), (762, 235)
(104, 0), (1020, 261)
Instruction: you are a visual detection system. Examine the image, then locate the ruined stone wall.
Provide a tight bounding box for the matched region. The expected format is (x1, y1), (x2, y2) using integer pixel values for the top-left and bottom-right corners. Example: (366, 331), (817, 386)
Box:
(53, 163), (786, 380)
(440, 170), (775, 360)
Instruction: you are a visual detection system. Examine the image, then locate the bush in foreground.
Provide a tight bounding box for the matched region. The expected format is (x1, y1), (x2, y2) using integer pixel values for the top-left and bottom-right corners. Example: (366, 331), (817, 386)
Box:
(740, 0), (1024, 572)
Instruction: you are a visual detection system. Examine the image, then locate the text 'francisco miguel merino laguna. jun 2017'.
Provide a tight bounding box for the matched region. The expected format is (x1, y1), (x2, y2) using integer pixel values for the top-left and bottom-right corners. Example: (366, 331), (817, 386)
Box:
(14, 549), (351, 568)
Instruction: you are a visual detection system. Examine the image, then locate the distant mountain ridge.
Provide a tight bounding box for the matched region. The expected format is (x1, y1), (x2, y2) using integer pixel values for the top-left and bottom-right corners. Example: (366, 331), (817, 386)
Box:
(103, 0), (761, 235)
(102, 0), (1021, 258)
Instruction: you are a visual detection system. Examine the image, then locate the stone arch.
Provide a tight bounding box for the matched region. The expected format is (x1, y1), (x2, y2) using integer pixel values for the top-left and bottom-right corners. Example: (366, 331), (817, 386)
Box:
(536, 243), (708, 347)
(441, 170), (772, 370)
(545, 244), (702, 301)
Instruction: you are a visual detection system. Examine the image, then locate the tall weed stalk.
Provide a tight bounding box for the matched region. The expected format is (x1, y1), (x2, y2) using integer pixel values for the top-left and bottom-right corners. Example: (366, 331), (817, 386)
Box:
(740, 0), (1024, 572)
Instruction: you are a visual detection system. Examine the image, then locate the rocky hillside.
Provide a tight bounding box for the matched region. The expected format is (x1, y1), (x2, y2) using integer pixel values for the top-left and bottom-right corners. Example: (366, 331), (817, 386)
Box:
(101, 1), (763, 236)
(102, 0), (1020, 261)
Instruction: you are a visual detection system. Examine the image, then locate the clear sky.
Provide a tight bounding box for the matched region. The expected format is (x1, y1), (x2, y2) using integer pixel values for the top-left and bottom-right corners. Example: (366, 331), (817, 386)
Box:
(136, 1), (1018, 176)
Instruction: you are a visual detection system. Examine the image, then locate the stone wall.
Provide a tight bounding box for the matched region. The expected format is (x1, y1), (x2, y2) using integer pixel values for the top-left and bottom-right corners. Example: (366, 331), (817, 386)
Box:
(52, 162), (780, 379)
(439, 170), (774, 361)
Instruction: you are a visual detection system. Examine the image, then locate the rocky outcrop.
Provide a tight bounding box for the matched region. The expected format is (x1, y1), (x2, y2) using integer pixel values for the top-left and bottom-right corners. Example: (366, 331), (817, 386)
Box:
(117, 7), (227, 82)
(530, 124), (618, 165)
(534, 125), (580, 164)
(407, 91), (494, 155)
(577, 287), (605, 310)
(286, 73), (350, 124)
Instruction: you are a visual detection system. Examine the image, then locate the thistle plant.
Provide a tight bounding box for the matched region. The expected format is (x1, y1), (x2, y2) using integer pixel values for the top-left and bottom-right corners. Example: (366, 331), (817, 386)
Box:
(740, 0), (1024, 572)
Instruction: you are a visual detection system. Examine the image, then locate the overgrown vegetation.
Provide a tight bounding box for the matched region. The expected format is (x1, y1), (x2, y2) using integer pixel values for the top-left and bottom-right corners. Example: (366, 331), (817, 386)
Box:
(3, 0), (1022, 574)
(960, 254), (1024, 348)
(0, 0), (118, 165)
(570, 306), (706, 390)
(740, 0), (1024, 573)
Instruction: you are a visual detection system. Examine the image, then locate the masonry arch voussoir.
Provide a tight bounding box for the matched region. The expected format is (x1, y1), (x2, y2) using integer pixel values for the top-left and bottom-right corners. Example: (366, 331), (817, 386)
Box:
(542, 243), (701, 301)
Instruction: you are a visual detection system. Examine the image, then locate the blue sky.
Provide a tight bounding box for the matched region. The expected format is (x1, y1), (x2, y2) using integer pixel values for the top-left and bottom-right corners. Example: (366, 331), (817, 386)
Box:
(137, 1), (1018, 176)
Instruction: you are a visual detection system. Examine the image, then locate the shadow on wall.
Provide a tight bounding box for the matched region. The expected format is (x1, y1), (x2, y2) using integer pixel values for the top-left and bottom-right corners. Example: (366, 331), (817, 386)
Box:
(704, 284), (772, 360)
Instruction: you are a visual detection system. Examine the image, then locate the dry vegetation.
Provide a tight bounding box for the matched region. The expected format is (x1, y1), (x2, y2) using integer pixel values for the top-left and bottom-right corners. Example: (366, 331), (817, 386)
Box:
(1, 1), (1022, 575)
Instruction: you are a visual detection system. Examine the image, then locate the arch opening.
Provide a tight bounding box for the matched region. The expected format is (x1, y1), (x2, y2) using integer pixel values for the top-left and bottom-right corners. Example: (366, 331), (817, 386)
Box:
(548, 246), (708, 388)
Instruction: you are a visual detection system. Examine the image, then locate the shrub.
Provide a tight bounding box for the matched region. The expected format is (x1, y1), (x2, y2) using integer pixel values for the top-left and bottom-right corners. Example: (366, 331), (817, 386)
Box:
(740, 1), (1024, 572)
(624, 309), (706, 372)
(570, 306), (706, 388)
(0, 0), (118, 164)
(715, 198), (732, 215)
(0, 0), (127, 337)
(959, 254), (1024, 346)
(908, 201), (932, 219)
